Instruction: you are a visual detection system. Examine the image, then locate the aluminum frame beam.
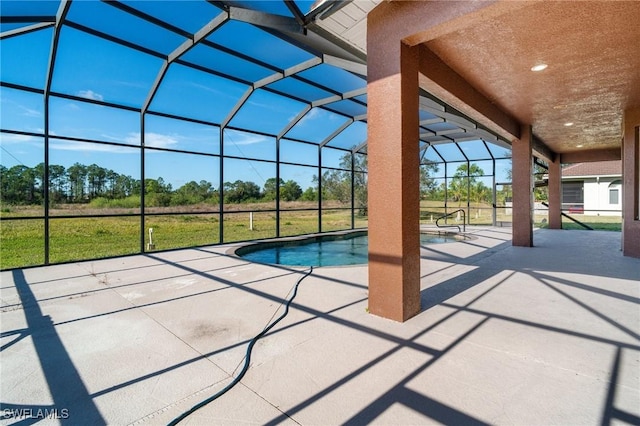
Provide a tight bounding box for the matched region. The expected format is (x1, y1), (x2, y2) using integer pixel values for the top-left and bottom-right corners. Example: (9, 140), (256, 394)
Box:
(142, 12), (229, 113)
(0, 22), (54, 40)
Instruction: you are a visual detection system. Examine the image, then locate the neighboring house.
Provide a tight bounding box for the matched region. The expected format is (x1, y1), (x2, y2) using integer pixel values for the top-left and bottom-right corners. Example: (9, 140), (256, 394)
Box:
(561, 160), (622, 216)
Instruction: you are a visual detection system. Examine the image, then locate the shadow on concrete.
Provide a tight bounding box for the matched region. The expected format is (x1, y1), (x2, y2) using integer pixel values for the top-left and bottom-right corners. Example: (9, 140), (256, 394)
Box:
(426, 256), (640, 425)
(2, 253), (372, 419)
(601, 347), (640, 425)
(268, 256), (640, 425)
(0, 255), (264, 311)
(262, 266), (512, 425)
(2, 228), (638, 424)
(0, 270), (105, 425)
(261, 229), (639, 425)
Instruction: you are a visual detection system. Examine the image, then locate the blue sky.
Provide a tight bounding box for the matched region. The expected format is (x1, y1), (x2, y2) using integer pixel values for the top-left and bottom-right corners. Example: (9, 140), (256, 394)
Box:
(0, 0), (511, 192)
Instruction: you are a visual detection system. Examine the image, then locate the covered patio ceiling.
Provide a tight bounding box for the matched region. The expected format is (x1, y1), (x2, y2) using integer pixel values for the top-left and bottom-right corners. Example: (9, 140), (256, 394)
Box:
(266, 0), (640, 163)
(349, 0), (640, 163)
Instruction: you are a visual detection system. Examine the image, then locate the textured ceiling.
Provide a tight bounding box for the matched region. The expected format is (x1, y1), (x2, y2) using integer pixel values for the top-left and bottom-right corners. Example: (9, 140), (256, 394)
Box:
(313, 0), (381, 54)
(321, 0), (640, 159)
(422, 1), (640, 156)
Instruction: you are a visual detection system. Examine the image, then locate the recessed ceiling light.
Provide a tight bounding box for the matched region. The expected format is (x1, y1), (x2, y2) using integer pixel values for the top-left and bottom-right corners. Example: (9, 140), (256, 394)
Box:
(564, 122), (574, 126)
(531, 63), (548, 72)
(576, 144), (583, 148)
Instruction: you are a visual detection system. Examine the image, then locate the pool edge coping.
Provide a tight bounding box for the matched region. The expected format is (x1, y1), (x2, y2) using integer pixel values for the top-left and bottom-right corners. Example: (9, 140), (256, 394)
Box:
(226, 227), (474, 267)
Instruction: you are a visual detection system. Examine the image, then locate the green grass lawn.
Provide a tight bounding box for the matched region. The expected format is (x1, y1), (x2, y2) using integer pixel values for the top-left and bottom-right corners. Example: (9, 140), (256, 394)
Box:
(0, 219), (45, 269)
(418, 201), (623, 232)
(0, 205), (363, 269)
(558, 215), (622, 231)
(559, 222), (622, 231)
(2, 201), (620, 270)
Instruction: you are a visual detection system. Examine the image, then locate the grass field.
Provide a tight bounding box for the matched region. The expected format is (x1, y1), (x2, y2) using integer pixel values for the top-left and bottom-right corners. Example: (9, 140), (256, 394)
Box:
(0, 203), (359, 270)
(556, 215), (622, 231)
(0, 201), (621, 270)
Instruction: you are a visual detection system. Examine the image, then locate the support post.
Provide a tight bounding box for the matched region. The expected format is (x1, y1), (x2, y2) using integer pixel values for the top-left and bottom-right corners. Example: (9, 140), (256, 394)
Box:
(367, 37), (421, 322)
(548, 156), (562, 229)
(622, 108), (640, 258)
(512, 124), (534, 246)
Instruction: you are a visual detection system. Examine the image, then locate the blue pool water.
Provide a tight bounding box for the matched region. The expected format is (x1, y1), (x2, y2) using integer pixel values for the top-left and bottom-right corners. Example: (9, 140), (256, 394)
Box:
(238, 232), (463, 267)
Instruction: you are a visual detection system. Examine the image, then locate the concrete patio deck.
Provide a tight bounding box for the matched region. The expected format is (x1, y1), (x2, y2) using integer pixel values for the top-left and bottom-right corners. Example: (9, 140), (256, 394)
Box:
(1, 227), (639, 425)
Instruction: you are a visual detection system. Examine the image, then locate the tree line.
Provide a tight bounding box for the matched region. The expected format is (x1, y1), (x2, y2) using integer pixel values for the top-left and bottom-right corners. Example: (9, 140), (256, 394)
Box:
(1, 162), (143, 206)
(2, 158), (499, 210)
(421, 163), (492, 205)
(418, 162), (502, 208)
(0, 154), (368, 209)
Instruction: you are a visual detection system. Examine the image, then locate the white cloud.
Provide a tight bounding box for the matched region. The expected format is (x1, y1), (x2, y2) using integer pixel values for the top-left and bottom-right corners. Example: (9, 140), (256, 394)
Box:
(122, 133), (140, 145)
(143, 132), (179, 149)
(294, 108), (322, 124)
(224, 132), (268, 146)
(115, 80), (146, 89)
(290, 107), (342, 129)
(50, 140), (135, 153)
(189, 82), (225, 96)
(0, 133), (40, 143)
(0, 98), (42, 118)
(305, 108), (322, 120)
(19, 106), (42, 117)
(77, 90), (104, 101)
(247, 98), (273, 110)
(97, 132), (179, 149)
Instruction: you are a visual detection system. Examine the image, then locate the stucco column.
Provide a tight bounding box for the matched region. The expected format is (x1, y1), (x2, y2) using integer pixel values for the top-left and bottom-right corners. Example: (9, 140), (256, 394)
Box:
(367, 38), (421, 322)
(512, 124), (534, 246)
(622, 107), (640, 258)
(547, 156), (562, 229)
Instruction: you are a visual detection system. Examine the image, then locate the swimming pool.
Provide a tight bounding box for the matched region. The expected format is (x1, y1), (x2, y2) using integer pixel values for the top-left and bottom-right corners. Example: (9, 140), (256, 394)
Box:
(235, 230), (467, 267)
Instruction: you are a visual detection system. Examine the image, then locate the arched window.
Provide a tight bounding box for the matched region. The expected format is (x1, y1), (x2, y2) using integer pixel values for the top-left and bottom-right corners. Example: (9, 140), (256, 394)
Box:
(608, 180), (622, 205)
